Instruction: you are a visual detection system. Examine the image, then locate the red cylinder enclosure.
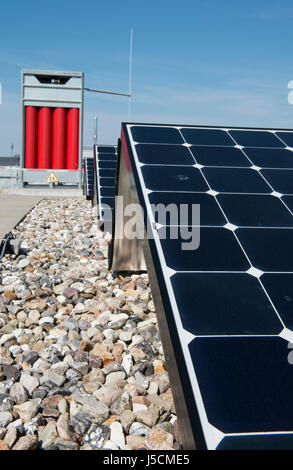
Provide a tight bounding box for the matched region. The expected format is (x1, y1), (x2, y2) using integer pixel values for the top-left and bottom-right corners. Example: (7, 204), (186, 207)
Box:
(37, 107), (52, 169)
(66, 108), (79, 169)
(52, 108), (67, 169)
(24, 106), (38, 169)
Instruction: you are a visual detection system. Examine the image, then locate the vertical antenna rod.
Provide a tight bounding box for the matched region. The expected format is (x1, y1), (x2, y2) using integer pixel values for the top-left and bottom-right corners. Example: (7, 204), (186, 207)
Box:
(128, 28), (133, 121)
(93, 116), (98, 145)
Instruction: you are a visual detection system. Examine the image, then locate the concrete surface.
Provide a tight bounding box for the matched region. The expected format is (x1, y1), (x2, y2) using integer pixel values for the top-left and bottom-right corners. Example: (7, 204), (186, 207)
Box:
(0, 195), (43, 241)
(0, 187), (83, 198)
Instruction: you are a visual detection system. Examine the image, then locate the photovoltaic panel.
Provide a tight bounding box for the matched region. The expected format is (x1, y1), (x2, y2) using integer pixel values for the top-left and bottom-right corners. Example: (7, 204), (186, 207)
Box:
(115, 123), (293, 450)
(94, 145), (117, 227)
(83, 157), (94, 200)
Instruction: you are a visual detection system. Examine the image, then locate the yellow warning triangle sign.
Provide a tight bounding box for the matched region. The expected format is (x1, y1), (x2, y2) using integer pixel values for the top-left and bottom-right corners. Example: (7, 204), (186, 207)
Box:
(46, 171), (59, 184)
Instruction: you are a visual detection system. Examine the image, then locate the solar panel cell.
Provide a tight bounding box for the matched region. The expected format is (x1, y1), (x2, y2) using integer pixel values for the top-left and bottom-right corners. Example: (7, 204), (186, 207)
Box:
(275, 131), (293, 147)
(202, 167), (272, 193)
(180, 128), (235, 146)
(171, 273), (281, 335)
(136, 143), (195, 165)
(261, 169), (293, 194)
(243, 148), (293, 168)
(237, 228), (293, 271)
(217, 194), (293, 227)
(158, 226), (250, 271)
(189, 336), (293, 433)
(148, 192), (226, 226)
(142, 165), (209, 192)
(190, 145), (251, 167)
(131, 125), (184, 144)
(229, 130), (285, 148)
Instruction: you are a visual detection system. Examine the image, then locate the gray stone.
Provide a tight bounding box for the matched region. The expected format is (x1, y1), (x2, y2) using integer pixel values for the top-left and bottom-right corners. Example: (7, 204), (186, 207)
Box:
(2, 364), (20, 381)
(73, 391), (109, 424)
(94, 386), (122, 407)
(13, 399), (41, 423)
(41, 371), (66, 387)
(83, 423), (110, 449)
(152, 372), (170, 394)
(72, 362), (89, 376)
(129, 421), (151, 436)
(56, 413), (76, 441)
(23, 351), (39, 366)
(3, 425), (17, 448)
(110, 421), (125, 449)
(105, 371), (126, 387)
(0, 411), (13, 427)
(121, 352), (133, 375)
(10, 382), (28, 405)
(103, 440), (120, 450)
(20, 373), (40, 397)
(38, 422), (58, 449)
(120, 409), (136, 433)
(12, 434), (38, 450)
(55, 438), (79, 450)
(104, 361), (124, 375)
(7, 418), (23, 434)
(70, 412), (93, 435)
(111, 391), (131, 415)
(135, 371), (149, 391)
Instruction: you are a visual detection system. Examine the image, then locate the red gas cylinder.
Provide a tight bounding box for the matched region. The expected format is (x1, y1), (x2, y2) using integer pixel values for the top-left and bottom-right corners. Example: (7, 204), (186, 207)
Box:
(24, 106), (38, 169)
(52, 108), (67, 169)
(66, 108), (79, 169)
(37, 107), (52, 169)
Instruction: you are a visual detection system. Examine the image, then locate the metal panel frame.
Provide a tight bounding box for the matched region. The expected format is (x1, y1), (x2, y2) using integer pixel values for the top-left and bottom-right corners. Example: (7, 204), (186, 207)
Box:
(110, 121), (293, 450)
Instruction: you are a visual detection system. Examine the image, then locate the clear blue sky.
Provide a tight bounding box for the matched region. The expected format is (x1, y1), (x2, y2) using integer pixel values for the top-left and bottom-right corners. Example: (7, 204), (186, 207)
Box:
(1, 0), (293, 155)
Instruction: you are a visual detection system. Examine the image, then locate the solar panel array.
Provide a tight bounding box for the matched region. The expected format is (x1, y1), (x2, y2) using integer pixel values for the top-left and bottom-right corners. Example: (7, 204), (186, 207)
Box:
(83, 157), (94, 200)
(122, 123), (293, 450)
(94, 145), (117, 226)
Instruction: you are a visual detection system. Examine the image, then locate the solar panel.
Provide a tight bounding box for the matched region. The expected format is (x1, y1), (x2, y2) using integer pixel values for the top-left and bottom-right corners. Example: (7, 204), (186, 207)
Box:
(110, 123), (293, 450)
(83, 157), (94, 200)
(93, 144), (118, 229)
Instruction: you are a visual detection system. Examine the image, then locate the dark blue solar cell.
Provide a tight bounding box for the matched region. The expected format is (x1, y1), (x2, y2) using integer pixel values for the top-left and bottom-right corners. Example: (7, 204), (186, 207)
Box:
(236, 228), (293, 272)
(97, 146), (116, 153)
(229, 130), (285, 148)
(261, 169), (293, 194)
(157, 227), (250, 271)
(100, 169), (116, 178)
(282, 196), (293, 212)
(189, 336), (293, 433)
(141, 165), (208, 192)
(99, 161), (117, 169)
(131, 126), (184, 144)
(135, 144), (195, 165)
(190, 146), (250, 167)
(180, 128), (234, 146)
(100, 197), (114, 208)
(243, 148), (293, 169)
(98, 153), (118, 161)
(203, 168), (271, 193)
(171, 273), (281, 335)
(261, 274), (293, 329)
(100, 186), (115, 197)
(217, 435), (293, 450)
(275, 132), (293, 147)
(99, 177), (115, 187)
(217, 194), (293, 227)
(148, 192), (226, 226)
